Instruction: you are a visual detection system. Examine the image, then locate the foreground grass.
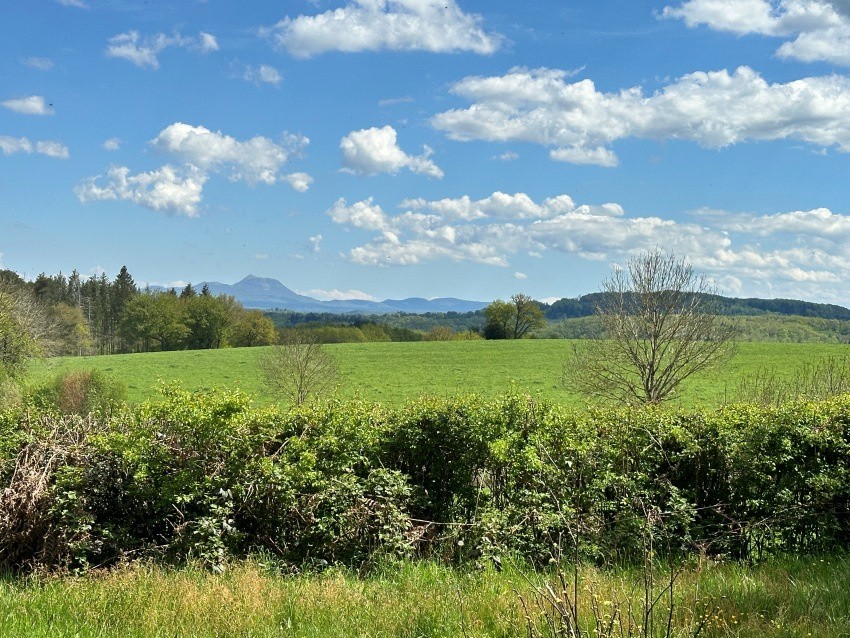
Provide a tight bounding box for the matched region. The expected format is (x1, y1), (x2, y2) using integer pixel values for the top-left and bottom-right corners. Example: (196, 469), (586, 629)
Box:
(1, 556), (847, 637)
(27, 340), (849, 408)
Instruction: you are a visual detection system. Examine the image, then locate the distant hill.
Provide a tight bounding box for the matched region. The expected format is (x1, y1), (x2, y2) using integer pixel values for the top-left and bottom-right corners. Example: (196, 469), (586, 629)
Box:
(545, 293), (850, 321)
(201, 275), (488, 314)
(196, 274), (849, 321)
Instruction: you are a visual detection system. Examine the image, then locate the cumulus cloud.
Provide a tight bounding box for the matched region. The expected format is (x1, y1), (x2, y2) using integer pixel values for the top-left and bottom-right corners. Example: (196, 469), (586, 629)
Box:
(340, 125), (444, 178)
(243, 64), (282, 86)
(266, 0), (501, 57)
(106, 30), (218, 69)
(151, 122), (310, 186)
(432, 66), (850, 166)
(78, 122), (310, 216)
(103, 137), (121, 151)
(2, 95), (53, 115)
(663, 0), (850, 66)
(326, 190), (850, 302)
(309, 234), (323, 252)
(74, 164), (208, 217)
(0, 136), (68, 158)
(281, 172), (314, 192)
(327, 191), (655, 267)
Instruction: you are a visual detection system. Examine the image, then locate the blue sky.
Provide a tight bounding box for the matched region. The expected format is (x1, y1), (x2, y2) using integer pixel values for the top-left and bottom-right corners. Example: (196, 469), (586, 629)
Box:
(3, 0), (850, 305)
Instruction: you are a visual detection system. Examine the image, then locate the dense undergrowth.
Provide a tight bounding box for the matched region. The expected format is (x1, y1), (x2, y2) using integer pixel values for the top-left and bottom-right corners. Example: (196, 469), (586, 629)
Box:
(2, 388), (850, 573)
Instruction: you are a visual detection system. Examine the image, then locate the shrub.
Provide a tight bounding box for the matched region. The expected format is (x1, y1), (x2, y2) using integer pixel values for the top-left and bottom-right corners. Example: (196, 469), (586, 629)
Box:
(32, 369), (126, 416)
(3, 390), (850, 573)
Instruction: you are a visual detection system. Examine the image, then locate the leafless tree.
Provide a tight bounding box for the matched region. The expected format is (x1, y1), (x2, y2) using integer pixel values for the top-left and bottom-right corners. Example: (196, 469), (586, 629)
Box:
(564, 249), (736, 405)
(0, 282), (56, 382)
(259, 329), (338, 406)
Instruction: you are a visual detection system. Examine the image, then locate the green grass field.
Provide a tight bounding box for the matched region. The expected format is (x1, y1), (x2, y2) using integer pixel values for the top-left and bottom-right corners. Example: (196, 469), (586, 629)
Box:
(26, 339), (850, 408)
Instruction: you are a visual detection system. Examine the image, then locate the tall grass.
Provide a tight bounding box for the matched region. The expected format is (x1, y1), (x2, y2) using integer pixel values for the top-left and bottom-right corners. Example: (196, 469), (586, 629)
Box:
(1, 556), (847, 637)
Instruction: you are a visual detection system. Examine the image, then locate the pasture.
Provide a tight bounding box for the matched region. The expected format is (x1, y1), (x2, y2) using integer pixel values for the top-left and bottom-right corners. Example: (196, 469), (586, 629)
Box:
(26, 339), (850, 407)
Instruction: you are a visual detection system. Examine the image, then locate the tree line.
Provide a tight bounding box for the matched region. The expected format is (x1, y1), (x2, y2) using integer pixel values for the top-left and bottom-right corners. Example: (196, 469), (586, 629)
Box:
(0, 267), (279, 363)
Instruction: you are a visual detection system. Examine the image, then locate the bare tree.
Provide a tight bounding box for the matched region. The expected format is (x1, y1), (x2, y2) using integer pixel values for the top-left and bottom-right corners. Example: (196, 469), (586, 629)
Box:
(259, 329), (338, 406)
(0, 282), (56, 382)
(564, 249), (736, 405)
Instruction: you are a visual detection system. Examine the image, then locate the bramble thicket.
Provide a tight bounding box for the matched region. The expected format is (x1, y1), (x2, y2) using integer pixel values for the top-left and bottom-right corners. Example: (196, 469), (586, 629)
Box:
(2, 388), (849, 573)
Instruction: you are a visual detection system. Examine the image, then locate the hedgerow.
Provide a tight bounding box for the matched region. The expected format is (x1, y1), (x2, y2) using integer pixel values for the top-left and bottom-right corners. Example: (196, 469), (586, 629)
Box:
(2, 389), (849, 572)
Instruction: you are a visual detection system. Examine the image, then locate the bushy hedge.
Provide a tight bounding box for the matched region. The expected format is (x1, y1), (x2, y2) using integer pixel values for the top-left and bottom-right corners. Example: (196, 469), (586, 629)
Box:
(2, 389), (849, 572)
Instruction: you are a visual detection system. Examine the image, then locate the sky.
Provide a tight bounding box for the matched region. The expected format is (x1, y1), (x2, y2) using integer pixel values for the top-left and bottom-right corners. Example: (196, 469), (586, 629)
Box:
(3, 0), (850, 305)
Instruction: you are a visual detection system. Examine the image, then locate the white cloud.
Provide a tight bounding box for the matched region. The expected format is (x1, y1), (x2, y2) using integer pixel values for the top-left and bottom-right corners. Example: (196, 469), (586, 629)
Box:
(243, 64), (282, 86)
(57, 0), (88, 7)
(106, 30), (218, 69)
(151, 122), (309, 186)
(340, 125), (444, 178)
(74, 164), (208, 217)
(79, 123), (310, 217)
(329, 191), (654, 267)
(494, 151), (519, 161)
(309, 234), (323, 252)
(255, 253), (270, 260)
(328, 197), (390, 231)
(103, 137), (121, 151)
(297, 288), (378, 301)
(432, 66), (850, 166)
(267, 0), (502, 57)
(281, 172), (314, 192)
(399, 192), (581, 221)
(198, 32), (219, 52)
(1, 95), (53, 115)
(24, 57), (54, 70)
(514, 272), (528, 280)
(325, 191), (850, 301)
(34, 141), (70, 159)
(0, 136), (68, 158)
(663, 0), (850, 66)
(378, 96), (414, 107)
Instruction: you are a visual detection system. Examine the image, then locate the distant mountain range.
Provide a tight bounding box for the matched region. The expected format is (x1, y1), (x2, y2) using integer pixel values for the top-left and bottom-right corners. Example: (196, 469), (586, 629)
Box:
(176, 274), (850, 320)
(200, 275), (488, 314)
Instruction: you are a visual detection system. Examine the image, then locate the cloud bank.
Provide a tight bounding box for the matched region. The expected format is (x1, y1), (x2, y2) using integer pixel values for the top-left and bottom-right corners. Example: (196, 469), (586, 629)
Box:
(327, 191), (850, 302)
(432, 66), (850, 165)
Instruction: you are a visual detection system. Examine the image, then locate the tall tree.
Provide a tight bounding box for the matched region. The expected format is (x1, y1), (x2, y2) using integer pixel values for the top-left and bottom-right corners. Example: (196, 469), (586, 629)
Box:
(231, 309), (279, 347)
(564, 249), (736, 404)
(185, 294), (231, 349)
(483, 294), (545, 339)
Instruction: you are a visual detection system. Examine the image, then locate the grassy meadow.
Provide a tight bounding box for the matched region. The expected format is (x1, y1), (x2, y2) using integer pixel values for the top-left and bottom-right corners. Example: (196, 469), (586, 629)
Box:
(2, 556), (848, 637)
(26, 339), (850, 408)
(12, 339), (850, 637)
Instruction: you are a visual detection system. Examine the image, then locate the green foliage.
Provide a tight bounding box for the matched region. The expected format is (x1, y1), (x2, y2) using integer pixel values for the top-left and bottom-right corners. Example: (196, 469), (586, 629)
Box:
(31, 369), (127, 416)
(4, 388), (850, 574)
(484, 294), (546, 339)
(0, 286), (44, 382)
(230, 309), (278, 347)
